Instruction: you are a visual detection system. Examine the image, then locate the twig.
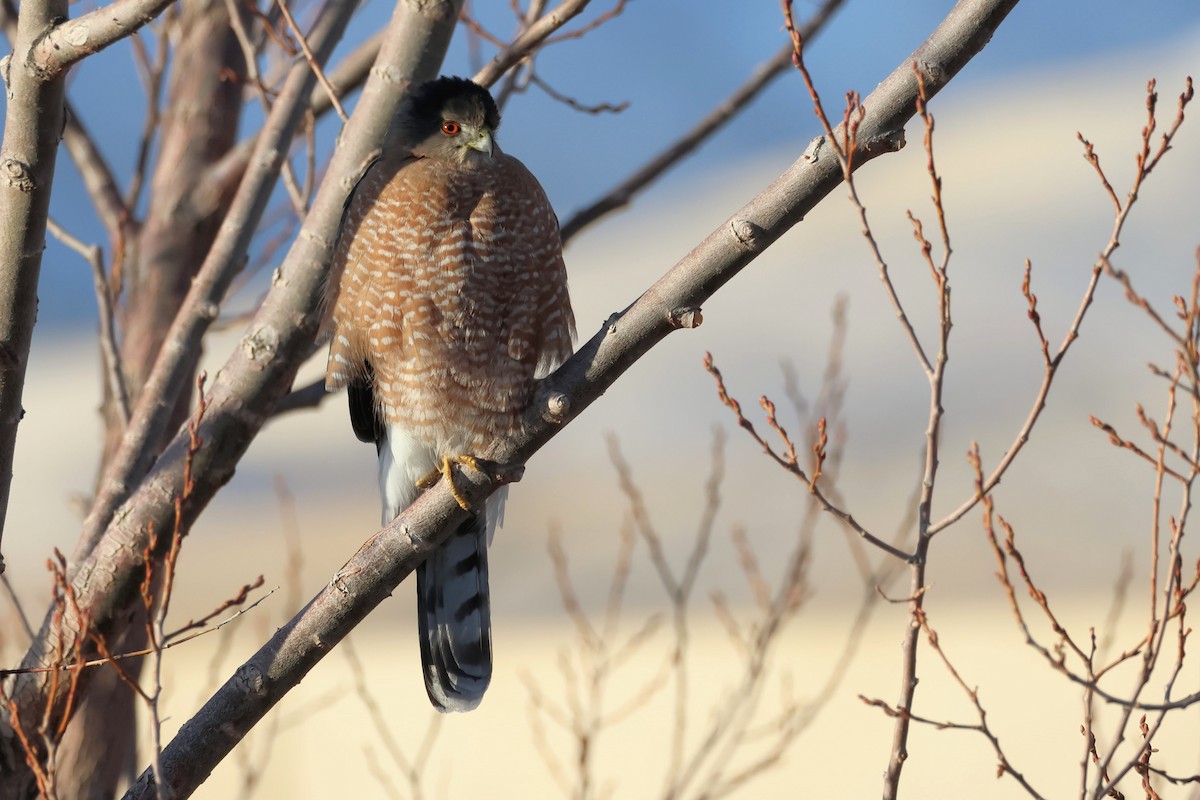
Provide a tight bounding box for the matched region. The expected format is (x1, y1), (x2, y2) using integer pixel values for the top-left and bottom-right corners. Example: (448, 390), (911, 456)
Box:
(472, 0), (594, 88)
(28, 0), (182, 79)
(75, 0), (359, 562)
(930, 76), (1195, 536)
(342, 636), (440, 798)
(0, 589), (275, 678)
(275, 0), (347, 123)
(59, 102), (134, 262)
(542, 0), (628, 45)
(125, 19), (172, 214)
(560, 0), (845, 243)
(222, 0), (308, 216)
(44, 219), (130, 424)
(0, 572), (34, 642)
(704, 352), (912, 563)
(528, 72), (627, 114)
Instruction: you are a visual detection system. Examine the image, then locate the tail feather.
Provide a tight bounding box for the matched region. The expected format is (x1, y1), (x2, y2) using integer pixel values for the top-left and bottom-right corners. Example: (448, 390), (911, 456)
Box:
(418, 513), (492, 712)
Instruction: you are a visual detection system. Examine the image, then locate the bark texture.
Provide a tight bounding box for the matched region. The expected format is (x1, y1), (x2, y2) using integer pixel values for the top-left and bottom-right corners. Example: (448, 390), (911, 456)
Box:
(115, 0), (1020, 796)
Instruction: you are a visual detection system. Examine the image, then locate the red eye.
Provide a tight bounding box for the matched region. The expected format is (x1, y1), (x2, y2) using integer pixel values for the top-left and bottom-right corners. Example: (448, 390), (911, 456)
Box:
(441, 121), (460, 135)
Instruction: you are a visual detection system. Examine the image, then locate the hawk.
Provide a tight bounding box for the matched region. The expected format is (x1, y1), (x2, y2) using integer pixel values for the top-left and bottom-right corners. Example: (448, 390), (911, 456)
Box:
(325, 77), (575, 712)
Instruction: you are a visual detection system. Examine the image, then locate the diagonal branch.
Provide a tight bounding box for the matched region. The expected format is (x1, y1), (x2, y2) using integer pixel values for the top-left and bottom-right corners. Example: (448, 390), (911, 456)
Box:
(59, 102), (133, 255)
(0, 0), (467, 787)
(471, 0), (593, 87)
(74, 0), (360, 563)
(27, 0), (181, 79)
(102, 1), (1019, 796)
(559, 0), (847, 244)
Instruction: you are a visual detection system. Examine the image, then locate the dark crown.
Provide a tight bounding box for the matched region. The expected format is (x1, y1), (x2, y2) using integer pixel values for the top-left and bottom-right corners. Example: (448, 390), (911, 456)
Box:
(405, 76), (501, 133)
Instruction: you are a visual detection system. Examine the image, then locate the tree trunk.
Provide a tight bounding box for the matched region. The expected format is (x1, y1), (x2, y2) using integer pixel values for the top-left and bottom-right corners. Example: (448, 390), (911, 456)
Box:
(62, 1), (246, 797)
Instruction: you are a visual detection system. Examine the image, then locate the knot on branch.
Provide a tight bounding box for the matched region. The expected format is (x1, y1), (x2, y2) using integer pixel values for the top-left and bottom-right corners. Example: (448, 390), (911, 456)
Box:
(3, 158), (35, 192)
(543, 390), (571, 423)
(861, 129), (907, 158)
(61, 22), (90, 48)
(731, 218), (767, 252)
(234, 663), (267, 699)
(494, 462), (525, 485)
(413, 0), (457, 21)
(803, 135), (826, 164)
(913, 60), (944, 89)
(242, 326), (279, 365)
(668, 306), (703, 329)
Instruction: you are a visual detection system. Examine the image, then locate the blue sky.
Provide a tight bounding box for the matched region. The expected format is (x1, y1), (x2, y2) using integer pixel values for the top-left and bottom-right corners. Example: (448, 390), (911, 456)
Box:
(2, 4), (1200, 796)
(8, 7), (1200, 795)
(33, 0), (1200, 333)
(14, 0), (1200, 579)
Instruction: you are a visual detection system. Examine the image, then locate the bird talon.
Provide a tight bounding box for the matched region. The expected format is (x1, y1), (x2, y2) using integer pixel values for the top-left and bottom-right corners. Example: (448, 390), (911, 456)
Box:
(416, 454), (482, 511)
(415, 468), (440, 490)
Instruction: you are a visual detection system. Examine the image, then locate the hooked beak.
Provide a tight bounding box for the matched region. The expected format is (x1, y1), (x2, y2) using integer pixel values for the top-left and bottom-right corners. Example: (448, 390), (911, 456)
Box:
(466, 127), (494, 158)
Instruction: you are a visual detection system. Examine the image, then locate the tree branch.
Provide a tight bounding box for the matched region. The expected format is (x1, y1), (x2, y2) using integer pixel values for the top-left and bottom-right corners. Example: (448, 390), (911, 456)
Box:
(59, 101), (133, 255)
(27, 0), (180, 79)
(0, 0), (467, 788)
(109, 0), (1019, 795)
(471, 0), (593, 88)
(559, 0), (846, 244)
(75, 0), (360, 562)
(0, 0), (68, 578)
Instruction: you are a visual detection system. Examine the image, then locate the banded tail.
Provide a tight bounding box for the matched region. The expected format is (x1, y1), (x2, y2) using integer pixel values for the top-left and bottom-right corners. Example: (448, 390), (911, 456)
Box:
(417, 512), (492, 712)
(361, 386), (506, 713)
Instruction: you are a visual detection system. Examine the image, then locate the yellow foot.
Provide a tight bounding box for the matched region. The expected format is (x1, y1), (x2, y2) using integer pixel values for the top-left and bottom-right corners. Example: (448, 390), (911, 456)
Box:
(416, 454), (483, 511)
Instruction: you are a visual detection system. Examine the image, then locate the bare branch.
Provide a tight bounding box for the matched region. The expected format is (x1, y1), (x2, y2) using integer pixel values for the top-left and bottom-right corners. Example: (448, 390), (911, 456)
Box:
(44, 220), (130, 424)
(276, 0), (348, 123)
(471, 0), (594, 88)
(560, 0), (846, 243)
(60, 101), (134, 254)
(310, 29), (382, 115)
(28, 0), (182, 79)
(94, 3), (1020, 796)
(76, 0), (361, 561)
(0, 573), (33, 643)
(930, 76), (1195, 535)
(704, 352), (912, 562)
(0, 0), (69, 575)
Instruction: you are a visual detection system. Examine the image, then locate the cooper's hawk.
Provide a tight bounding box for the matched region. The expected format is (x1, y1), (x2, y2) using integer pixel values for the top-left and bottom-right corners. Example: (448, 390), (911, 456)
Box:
(325, 77), (575, 712)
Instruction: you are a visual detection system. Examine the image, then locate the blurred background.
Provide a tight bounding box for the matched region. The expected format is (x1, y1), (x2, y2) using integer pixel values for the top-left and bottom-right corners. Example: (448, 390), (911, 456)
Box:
(4, 0), (1200, 796)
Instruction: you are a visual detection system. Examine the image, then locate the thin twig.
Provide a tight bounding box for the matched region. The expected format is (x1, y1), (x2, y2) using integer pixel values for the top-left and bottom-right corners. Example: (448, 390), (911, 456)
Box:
(1, 572), (34, 642)
(275, 0), (347, 122)
(931, 77), (1195, 536)
(45, 219), (130, 424)
(561, 0), (845, 243)
(703, 352), (912, 563)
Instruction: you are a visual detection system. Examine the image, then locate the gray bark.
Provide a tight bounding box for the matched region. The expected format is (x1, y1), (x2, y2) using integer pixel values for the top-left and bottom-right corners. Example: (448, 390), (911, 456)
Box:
(0, 0), (67, 579)
(117, 0), (1020, 796)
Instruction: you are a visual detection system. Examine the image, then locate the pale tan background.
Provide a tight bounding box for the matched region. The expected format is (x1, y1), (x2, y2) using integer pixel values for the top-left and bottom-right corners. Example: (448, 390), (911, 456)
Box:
(4, 20), (1200, 800)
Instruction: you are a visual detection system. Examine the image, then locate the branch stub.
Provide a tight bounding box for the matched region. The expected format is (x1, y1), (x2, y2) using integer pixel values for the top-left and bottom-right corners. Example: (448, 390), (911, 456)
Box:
(731, 218), (767, 252)
(234, 663), (267, 698)
(242, 326), (279, 365)
(668, 306), (703, 329)
(2, 158), (35, 192)
(543, 390), (570, 422)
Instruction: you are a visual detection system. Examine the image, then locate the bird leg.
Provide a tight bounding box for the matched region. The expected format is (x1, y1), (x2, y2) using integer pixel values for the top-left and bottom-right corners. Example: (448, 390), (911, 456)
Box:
(416, 454), (483, 512)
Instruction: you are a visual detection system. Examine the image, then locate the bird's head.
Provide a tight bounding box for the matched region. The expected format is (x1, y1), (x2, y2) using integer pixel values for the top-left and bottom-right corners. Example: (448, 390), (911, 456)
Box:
(397, 76), (501, 167)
